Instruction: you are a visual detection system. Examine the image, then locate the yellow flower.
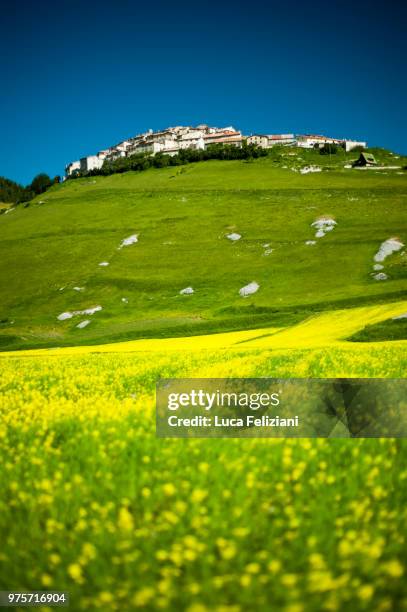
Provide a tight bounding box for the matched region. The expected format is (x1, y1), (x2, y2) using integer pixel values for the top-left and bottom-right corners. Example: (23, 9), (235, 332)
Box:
(162, 483), (176, 497)
(281, 574), (297, 587)
(220, 543), (237, 560)
(82, 542), (97, 560)
(39, 479), (52, 491)
(382, 560), (403, 578)
(41, 574), (53, 587)
(184, 535), (199, 549)
(240, 574), (251, 587)
(358, 585), (374, 600)
(99, 592), (113, 604)
(175, 500), (187, 514)
(162, 511), (178, 525)
(338, 540), (352, 557)
(191, 489), (208, 503)
(233, 527), (249, 538)
(118, 507), (134, 531)
(246, 562), (260, 574)
(184, 549), (197, 562)
(309, 553), (325, 569)
(67, 563), (83, 583)
(133, 587), (155, 607)
(285, 605), (304, 612)
(366, 542), (382, 559)
(268, 560), (282, 574)
(156, 550), (168, 561)
(308, 570), (336, 593)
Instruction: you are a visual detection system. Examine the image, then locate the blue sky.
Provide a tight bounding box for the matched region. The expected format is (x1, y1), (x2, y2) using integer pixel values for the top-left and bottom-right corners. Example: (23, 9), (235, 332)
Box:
(1, 0), (406, 185)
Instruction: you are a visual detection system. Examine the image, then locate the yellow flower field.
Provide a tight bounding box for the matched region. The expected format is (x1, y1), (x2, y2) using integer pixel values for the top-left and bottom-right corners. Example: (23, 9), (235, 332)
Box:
(0, 303), (406, 610)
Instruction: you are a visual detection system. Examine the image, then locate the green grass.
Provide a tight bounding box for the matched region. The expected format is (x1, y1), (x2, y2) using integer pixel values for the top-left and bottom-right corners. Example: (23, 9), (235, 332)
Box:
(0, 147), (406, 351)
(0, 345), (406, 610)
(350, 316), (407, 342)
(1, 146), (406, 610)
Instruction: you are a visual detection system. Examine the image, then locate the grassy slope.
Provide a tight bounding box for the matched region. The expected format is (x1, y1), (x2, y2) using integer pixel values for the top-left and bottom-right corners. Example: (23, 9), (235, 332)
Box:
(2, 300), (406, 357)
(0, 147), (406, 350)
(0, 148), (406, 609)
(350, 316), (407, 342)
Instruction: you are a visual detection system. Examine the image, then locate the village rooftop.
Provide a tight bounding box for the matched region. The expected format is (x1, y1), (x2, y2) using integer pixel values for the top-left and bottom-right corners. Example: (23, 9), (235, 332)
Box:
(65, 125), (367, 176)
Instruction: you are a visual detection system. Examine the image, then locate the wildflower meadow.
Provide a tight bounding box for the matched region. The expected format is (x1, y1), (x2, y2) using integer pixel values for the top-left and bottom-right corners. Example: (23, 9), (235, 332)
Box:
(0, 336), (406, 611)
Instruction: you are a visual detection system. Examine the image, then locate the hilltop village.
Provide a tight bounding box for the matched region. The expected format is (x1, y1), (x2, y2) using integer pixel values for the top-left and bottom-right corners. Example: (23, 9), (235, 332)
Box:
(65, 124), (367, 176)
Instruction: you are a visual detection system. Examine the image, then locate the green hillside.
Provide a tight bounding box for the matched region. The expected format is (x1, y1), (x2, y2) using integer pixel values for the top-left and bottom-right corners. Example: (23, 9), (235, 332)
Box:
(0, 147), (406, 350)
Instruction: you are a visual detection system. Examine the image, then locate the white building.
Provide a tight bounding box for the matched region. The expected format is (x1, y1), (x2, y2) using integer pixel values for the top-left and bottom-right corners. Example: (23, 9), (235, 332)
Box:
(267, 134), (295, 146)
(107, 150), (126, 161)
(178, 131), (206, 149)
(65, 125), (367, 176)
(65, 160), (80, 176)
(115, 140), (133, 152)
(246, 135), (268, 147)
(203, 129), (243, 147)
(296, 134), (340, 149)
(343, 139), (367, 152)
(79, 153), (107, 173)
(133, 141), (163, 155)
(247, 134), (295, 147)
(296, 134), (367, 151)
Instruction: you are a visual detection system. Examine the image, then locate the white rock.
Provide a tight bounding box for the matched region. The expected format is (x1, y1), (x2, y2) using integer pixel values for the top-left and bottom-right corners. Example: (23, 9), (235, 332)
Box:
(180, 287), (194, 295)
(312, 217), (337, 230)
(226, 233), (241, 241)
(373, 264), (384, 271)
(305, 240), (316, 245)
(300, 165), (321, 174)
(374, 238), (404, 263)
(80, 306), (102, 315)
(57, 312), (73, 321)
(76, 320), (90, 329)
(311, 217), (337, 238)
(263, 248), (273, 256)
(99, 262), (109, 267)
(239, 281), (259, 297)
(119, 234), (138, 249)
(73, 286), (84, 292)
(57, 306), (102, 321)
(373, 272), (388, 281)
